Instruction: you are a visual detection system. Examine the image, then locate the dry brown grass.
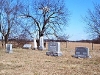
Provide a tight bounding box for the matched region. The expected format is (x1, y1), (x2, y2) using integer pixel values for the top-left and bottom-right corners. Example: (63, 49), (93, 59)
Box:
(0, 42), (100, 75)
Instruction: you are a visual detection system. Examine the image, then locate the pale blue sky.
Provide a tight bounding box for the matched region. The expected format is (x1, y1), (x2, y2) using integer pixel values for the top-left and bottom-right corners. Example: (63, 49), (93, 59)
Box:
(65, 0), (100, 41)
(1, 0), (100, 41)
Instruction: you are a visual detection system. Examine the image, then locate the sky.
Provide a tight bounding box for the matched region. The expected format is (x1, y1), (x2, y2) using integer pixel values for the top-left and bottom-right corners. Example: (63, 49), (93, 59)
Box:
(65, 0), (100, 41)
(1, 0), (100, 41)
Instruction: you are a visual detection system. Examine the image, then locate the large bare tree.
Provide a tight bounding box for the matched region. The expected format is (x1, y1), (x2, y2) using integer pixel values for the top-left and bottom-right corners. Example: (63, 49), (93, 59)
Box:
(21, 0), (69, 40)
(0, 0), (23, 47)
(85, 3), (100, 39)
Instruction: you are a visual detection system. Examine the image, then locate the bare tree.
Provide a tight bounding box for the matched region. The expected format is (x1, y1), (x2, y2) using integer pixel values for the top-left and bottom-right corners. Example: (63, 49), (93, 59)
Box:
(57, 34), (69, 41)
(21, 0), (69, 40)
(84, 3), (100, 39)
(0, 0), (23, 47)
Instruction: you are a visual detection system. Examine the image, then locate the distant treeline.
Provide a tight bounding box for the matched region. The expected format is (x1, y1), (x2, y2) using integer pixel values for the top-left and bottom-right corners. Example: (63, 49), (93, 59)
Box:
(72, 39), (100, 44)
(0, 38), (100, 45)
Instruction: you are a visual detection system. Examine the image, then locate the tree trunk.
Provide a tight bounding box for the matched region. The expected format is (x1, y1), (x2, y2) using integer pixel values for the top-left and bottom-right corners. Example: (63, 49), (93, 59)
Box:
(38, 30), (44, 50)
(4, 34), (9, 48)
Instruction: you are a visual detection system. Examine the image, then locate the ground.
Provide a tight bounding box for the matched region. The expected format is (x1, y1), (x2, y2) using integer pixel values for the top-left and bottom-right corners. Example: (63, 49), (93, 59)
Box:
(0, 42), (100, 75)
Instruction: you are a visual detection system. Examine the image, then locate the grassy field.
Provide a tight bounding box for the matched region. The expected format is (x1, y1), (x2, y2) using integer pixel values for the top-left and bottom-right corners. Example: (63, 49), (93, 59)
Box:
(0, 42), (100, 75)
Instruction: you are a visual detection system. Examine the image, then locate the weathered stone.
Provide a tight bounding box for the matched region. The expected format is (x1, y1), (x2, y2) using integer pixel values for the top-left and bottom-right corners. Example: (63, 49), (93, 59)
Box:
(39, 36), (44, 50)
(6, 44), (13, 53)
(72, 47), (91, 58)
(23, 44), (31, 49)
(46, 42), (62, 56)
(33, 38), (37, 50)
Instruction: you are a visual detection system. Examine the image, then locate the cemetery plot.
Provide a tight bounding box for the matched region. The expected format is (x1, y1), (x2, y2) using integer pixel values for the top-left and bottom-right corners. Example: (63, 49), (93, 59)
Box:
(6, 44), (13, 53)
(23, 44), (32, 49)
(46, 42), (62, 56)
(72, 47), (91, 58)
(0, 42), (100, 75)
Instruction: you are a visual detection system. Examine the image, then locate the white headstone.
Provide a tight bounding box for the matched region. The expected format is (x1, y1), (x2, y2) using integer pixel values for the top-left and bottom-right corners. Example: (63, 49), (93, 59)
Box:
(33, 38), (37, 50)
(39, 36), (44, 50)
(23, 44), (31, 49)
(6, 44), (13, 53)
(46, 42), (62, 56)
(73, 47), (91, 58)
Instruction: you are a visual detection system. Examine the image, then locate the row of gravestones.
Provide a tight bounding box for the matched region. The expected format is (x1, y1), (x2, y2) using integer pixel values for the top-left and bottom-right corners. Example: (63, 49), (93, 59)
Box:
(22, 37), (45, 50)
(6, 42), (91, 58)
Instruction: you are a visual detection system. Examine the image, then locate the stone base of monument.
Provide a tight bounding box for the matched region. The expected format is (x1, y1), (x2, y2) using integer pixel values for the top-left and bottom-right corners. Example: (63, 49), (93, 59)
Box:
(39, 46), (44, 50)
(72, 55), (91, 58)
(38, 46), (46, 50)
(46, 51), (62, 56)
(6, 50), (13, 53)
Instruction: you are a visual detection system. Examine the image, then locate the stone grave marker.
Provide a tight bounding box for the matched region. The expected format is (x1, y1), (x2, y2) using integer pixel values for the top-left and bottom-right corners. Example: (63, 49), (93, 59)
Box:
(39, 36), (44, 50)
(46, 42), (62, 56)
(72, 47), (91, 58)
(23, 44), (31, 49)
(33, 38), (37, 50)
(6, 44), (13, 53)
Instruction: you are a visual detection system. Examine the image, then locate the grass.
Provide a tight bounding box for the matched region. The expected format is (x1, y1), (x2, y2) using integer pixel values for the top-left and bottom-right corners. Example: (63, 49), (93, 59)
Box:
(0, 42), (100, 75)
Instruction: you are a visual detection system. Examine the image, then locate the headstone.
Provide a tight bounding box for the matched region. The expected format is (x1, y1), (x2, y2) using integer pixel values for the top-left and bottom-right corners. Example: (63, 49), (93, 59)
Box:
(23, 44), (31, 49)
(46, 42), (62, 56)
(6, 44), (13, 53)
(72, 47), (91, 58)
(39, 36), (44, 50)
(33, 38), (37, 50)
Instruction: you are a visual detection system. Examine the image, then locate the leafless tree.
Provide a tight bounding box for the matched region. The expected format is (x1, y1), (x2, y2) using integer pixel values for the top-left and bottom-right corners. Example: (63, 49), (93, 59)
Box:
(0, 0), (23, 47)
(57, 34), (69, 41)
(84, 3), (100, 39)
(21, 0), (69, 40)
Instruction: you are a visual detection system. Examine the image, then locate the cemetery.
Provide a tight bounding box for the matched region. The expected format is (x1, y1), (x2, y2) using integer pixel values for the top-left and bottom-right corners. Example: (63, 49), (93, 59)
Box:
(0, 0), (100, 74)
(0, 41), (100, 75)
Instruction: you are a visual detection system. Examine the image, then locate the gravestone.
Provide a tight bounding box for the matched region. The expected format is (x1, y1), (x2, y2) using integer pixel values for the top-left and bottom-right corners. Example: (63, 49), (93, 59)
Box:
(46, 42), (62, 56)
(73, 47), (91, 58)
(23, 44), (31, 49)
(39, 36), (44, 50)
(33, 38), (37, 50)
(6, 44), (13, 53)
